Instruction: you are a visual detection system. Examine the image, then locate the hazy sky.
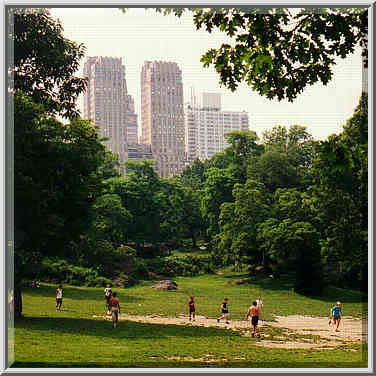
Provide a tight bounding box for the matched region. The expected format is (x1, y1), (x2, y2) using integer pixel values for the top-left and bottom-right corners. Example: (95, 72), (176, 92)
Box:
(50, 7), (364, 140)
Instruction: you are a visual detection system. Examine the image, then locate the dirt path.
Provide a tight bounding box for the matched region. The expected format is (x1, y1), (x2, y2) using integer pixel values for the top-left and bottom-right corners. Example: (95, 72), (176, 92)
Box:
(94, 313), (367, 349)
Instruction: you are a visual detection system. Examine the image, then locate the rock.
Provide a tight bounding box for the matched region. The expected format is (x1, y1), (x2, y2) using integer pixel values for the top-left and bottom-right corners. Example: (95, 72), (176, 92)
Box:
(151, 280), (178, 290)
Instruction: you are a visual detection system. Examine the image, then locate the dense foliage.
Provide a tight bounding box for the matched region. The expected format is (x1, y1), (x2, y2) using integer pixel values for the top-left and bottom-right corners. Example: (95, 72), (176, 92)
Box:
(12, 9), (102, 316)
(11, 8), (87, 118)
(181, 99), (368, 294)
(149, 7), (368, 101)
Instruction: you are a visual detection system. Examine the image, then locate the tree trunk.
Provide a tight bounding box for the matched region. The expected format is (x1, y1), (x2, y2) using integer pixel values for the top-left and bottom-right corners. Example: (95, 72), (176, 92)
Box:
(188, 225), (197, 248)
(14, 285), (22, 318)
(191, 232), (197, 248)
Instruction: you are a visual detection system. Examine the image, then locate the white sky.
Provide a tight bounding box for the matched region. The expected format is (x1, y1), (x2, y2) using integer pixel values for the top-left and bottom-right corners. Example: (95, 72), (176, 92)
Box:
(50, 7), (364, 141)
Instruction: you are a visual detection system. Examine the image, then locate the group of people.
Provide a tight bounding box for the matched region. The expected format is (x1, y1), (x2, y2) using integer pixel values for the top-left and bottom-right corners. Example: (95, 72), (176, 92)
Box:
(188, 297), (343, 336)
(53, 284), (343, 335)
(188, 296), (264, 338)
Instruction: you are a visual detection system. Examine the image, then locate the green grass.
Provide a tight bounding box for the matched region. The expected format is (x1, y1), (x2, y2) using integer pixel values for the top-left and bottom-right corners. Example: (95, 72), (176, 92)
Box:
(170, 248), (210, 258)
(12, 272), (368, 368)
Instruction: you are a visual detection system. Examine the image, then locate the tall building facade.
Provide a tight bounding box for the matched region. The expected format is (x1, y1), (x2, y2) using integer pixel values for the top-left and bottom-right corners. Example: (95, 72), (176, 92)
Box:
(185, 93), (249, 163)
(140, 61), (185, 177)
(83, 56), (138, 162)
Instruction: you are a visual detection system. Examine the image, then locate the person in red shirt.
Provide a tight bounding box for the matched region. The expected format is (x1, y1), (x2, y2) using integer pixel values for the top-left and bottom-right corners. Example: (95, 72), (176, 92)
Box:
(246, 301), (260, 338)
(188, 296), (195, 321)
(108, 292), (120, 328)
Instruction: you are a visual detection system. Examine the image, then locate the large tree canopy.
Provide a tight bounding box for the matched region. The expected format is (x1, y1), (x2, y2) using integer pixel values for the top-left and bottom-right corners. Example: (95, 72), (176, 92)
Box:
(11, 8), (87, 118)
(14, 92), (106, 257)
(139, 7), (368, 101)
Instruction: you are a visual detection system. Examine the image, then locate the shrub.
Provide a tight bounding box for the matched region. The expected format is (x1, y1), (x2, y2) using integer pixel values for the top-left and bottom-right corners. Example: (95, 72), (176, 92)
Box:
(148, 254), (214, 277)
(86, 275), (112, 287)
(36, 258), (111, 287)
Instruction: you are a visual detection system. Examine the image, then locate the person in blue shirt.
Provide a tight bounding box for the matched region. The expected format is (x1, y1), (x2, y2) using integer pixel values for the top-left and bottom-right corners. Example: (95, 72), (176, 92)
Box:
(331, 302), (342, 332)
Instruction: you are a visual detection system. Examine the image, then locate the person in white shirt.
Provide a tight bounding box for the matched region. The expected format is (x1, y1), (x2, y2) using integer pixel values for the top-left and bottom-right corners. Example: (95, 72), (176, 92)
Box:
(56, 285), (63, 311)
(104, 284), (113, 314)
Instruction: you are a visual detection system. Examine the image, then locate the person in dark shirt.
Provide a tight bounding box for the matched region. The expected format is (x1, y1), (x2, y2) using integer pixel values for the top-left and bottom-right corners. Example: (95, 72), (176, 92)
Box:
(188, 296), (196, 321)
(217, 298), (230, 324)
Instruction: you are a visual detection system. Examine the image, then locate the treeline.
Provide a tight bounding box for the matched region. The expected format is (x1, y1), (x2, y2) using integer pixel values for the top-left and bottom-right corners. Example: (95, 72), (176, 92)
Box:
(181, 95), (368, 295)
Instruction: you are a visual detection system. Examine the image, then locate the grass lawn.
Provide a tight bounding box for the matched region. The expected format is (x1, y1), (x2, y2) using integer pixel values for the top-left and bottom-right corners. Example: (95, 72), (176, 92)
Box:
(12, 272), (368, 368)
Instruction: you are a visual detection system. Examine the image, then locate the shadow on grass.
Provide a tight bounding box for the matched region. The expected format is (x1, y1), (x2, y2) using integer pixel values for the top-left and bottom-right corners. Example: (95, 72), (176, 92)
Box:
(23, 285), (145, 303)
(15, 315), (237, 340)
(222, 273), (251, 279)
(244, 275), (365, 304)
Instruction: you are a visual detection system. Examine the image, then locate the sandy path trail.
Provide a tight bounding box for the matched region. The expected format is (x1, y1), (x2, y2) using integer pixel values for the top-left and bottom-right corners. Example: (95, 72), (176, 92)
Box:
(94, 313), (367, 349)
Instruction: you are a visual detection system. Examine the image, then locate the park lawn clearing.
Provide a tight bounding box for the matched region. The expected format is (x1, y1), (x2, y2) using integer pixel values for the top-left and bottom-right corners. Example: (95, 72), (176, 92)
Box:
(13, 273), (368, 368)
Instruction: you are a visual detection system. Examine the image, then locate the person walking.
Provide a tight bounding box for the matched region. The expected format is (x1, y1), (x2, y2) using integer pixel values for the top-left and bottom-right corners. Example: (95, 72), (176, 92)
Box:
(256, 296), (263, 321)
(217, 298), (230, 324)
(331, 301), (342, 332)
(56, 285), (63, 311)
(108, 292), (121, 328)
(246, 301), (260, 338)
(104, 284), (112, 314)
(188, 296), (196, 321)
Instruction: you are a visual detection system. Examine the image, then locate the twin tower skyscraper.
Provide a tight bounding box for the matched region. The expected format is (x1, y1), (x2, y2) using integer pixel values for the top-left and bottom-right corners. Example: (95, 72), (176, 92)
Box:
(83, 56), (185, 178)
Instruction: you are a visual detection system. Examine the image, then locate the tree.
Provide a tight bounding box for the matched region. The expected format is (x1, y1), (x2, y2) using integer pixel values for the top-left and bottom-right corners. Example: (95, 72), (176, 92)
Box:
(14, 93), (106, 316)
(11, 8), (87, 118)
(11, 9), (97, 317)
(96, 151), (121, 181)
(216, 180), (270, 268)
(147, 7), (367, 101)
(248, 125), (317, 192)
(312, 93), (368, 291)
(201, 168), (236, 238)
(258, 219), (323, 295)
(90, 194), (132, 248)
(180, 158), (206, 190)
(224, 130), (263, 183)
(14, 92), (106, 255)
(152, 178), (205, 248)
(248, 149), (299, 192)
(273, 188), (312, 224)
(105, 161), (164, 248)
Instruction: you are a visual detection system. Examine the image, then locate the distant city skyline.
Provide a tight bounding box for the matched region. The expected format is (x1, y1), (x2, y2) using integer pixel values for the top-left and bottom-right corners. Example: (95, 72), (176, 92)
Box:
(50, 7), (364, 141)
(141, 60), (185, 177)
(83, 56), (138, 163)
(185, 92), (249, 163)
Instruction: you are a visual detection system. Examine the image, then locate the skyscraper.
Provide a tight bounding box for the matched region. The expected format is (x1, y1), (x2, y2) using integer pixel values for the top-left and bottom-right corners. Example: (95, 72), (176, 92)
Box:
(83, 56), (138, 162)
(185, 92), (249, 164)
(140, 61), (185, 177)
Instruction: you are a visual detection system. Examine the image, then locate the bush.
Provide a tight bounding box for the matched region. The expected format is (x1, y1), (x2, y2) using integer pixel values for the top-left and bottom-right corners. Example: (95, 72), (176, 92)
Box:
(86, 276), (112, 287)
(147, 254), (214, 277)
(36, 258), (111, 287)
